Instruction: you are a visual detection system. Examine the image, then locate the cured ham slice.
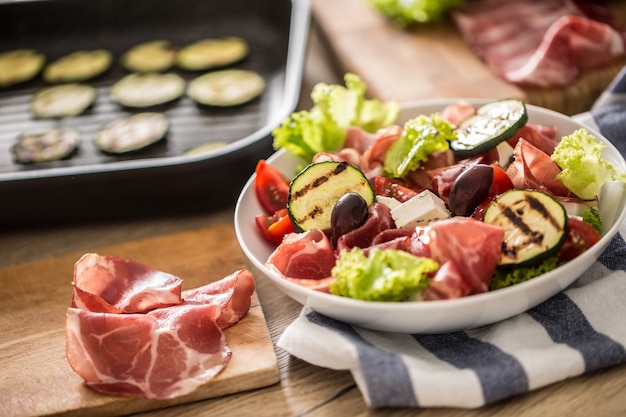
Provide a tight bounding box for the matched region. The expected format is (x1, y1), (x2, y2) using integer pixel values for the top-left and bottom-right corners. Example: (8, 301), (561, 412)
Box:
(506, 138), (573, 197)
(453, 0), (626, 87)
(72, 253), (183, 314)
(423, 217), (504, 295)
(266, 229), (336, 279)
(66, 303), (230, 400)
(66, 253), (255, 400)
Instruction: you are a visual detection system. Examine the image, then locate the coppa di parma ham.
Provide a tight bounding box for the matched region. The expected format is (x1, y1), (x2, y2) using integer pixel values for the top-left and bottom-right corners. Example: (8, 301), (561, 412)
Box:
(66, 253), (255, 400)
(453, 0), (626, 87)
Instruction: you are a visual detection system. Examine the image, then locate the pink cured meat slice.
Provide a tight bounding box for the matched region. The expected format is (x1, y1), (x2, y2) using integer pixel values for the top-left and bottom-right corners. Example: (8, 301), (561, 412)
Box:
(425, 218), (504, 295)
(266, 229), (336, 280)
(182, 269), (256, 329)
(453, 0), (626, 87)
(66, 303), (230, 400)
(72, 253), (183, 314)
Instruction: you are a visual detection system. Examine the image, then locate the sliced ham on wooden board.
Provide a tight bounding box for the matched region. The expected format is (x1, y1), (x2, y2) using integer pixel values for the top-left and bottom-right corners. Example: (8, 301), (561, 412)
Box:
(0, 225), (279, 417)
(310, 0), (626, 115)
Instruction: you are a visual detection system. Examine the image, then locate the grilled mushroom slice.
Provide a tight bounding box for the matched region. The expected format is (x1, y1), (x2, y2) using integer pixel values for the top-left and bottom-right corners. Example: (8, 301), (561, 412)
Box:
(43, 49), (112, 83)
(31, 84), (96, 118)
(121, 40), (178, 73)
(187, 69), (265, 107)
(176, 37), (249, 71)
(0, 49), (46, 88)
(12, 128), (80, 164)
(95, 112), (169, 154)
(111, 72), (186, 108)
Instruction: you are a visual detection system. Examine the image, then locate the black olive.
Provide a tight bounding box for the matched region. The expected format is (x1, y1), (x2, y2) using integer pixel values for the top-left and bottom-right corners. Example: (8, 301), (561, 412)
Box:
(448, 164), (494, 216)
(331, 192), (369, 245)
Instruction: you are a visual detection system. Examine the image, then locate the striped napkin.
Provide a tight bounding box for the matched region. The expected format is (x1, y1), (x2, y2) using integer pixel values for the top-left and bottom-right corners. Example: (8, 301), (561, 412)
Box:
(277, 66), (626, 409)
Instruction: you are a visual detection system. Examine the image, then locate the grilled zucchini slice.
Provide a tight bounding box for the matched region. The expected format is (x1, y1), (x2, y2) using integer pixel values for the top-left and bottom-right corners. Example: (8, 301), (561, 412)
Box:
(176, 37), (249, 71)
(451, 99), (528, 159)
(95, 112), (169, 154)
(287, 161), (375, 232)
(12, 128), (80, 164)
(31, 84), (96, 118)
(187, 69), (264, 107)
(483, 189), (568, 267)
(0, 49), (45, 88)
(43, 49), (112, 83)
(121, 40), (177, 73)
(110, 72), (185, 108)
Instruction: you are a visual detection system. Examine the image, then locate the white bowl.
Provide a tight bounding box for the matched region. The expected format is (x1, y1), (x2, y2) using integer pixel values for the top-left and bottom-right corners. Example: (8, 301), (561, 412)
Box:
(234, 99), (626, 333)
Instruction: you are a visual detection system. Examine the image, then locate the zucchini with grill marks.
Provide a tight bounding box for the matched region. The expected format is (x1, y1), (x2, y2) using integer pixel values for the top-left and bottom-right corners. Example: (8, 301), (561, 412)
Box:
(0, 49), (45, 88)
(95, 112), (169, 154)
(43, 49), (112, 83)
(111, 72), (185, 108)
(483, 189), (568, 267)
(176, 37), (249, 71)
(451, 99), (528, 159)
(121, 40), (177, 73)
(31, 84), (96, 118)
(187, 69), (265, 107)
(12, 128), (80, 164)
(287, 161), (375, 232)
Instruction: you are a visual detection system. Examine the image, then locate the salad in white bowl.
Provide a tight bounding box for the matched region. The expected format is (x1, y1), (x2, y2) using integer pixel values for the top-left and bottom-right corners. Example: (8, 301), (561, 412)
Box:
(234, 74), (626, 333)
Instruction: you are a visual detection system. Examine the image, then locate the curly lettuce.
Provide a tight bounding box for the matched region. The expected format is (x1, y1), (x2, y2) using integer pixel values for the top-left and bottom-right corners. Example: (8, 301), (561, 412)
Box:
(366, 0), (466, 27)
(551, 128), (626, 200)
(383, 114), (454, 178)
(272, 73), (400, 164)
(489, 257), (559, 291)
(330, 247), (438, 302)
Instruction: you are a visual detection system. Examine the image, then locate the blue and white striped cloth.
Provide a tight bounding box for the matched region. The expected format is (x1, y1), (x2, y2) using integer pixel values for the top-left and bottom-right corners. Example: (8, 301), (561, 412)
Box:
(277, 66), (626, 409)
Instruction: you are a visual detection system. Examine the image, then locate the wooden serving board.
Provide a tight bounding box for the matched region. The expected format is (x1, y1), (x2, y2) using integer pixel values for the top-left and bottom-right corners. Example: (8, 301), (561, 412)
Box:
(0, 225), (279, 417)
(311, 0), (626, 115)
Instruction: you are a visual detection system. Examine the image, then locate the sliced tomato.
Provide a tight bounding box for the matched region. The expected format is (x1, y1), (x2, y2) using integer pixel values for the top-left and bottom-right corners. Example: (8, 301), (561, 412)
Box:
(471, 165), (515, 220)
(558, 217), (601, 262)
(255, 208), (295, 245)
(254, 159), (290, 214)
(374, 176), (418, 203)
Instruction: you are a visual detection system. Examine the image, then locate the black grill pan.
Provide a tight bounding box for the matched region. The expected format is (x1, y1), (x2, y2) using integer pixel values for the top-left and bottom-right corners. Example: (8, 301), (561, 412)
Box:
(0, 0), (309, 226)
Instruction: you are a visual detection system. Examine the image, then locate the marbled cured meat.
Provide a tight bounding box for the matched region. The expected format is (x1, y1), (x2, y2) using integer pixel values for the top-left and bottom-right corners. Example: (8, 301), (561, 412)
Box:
(66, 303), (230, 400)
(66, 254), (255, 400)
(71, 253), (183, 314)
(453, 0), (626, 87)
(266, 229), (336, 280)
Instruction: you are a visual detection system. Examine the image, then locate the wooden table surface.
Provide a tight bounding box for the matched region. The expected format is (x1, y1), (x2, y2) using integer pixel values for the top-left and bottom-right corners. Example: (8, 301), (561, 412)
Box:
(2, 21), (625, 417)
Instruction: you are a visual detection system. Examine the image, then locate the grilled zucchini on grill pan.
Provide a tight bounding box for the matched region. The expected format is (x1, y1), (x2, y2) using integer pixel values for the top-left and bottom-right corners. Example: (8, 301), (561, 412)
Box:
(121, 40), (177, 73)
(483, 189), (568, 267)
(0, 49), (45, 88)
(43, 49), (112, 83)
(111, 72), (186, 108)
(451, 99), (528, 159)
(187, 69), (265, 107)
(12, 128), (80, 164)
(31, 84), (96, 118)
(95, 112), (169, 154)
(287, 160), (376, 232)
(176, 37), (249, 71)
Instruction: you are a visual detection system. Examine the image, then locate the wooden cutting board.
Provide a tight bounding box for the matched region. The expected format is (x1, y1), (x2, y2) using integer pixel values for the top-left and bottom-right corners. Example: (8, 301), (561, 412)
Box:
(0, 225), (279, 417)
(311, 0), (626, 115)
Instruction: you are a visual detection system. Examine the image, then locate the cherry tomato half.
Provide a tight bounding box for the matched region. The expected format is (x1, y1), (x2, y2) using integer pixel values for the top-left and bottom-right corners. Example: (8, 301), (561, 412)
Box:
(254, 159), (290, 214)
(558, 217), (601, 262)
(255, 208), (295, 245)
(374, 176), (418, 203)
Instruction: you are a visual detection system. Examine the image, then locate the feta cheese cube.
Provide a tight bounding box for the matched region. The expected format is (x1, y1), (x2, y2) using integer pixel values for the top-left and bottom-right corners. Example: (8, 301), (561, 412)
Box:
(390, 190), (450, 228)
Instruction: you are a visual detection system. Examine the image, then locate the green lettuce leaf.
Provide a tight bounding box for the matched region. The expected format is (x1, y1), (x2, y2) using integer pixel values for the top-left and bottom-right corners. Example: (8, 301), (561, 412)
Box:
(551, 128), (626, 200)
(383, 114), (454, 178)
(272, 73), (400, 164)
(489, 257), (559, 291)
(366, 0), (466, 27)
(330, 247), (438, 302)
